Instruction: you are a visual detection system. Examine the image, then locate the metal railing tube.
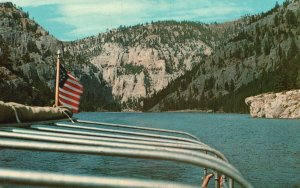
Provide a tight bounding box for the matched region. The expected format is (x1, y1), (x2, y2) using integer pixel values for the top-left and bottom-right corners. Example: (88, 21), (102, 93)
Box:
(54, 123), (202, 145)
(3, 127), (199, 147)
(0, 138), (252, 188)
(229, 178), (234, 188)
(29, 125), (228, 162)
(76, 119), (201, 141)
(30, 125), (205, 146)
(0, 168), (196, 188)
(0, 131), (233, 172)
(3, 127), (228, 162)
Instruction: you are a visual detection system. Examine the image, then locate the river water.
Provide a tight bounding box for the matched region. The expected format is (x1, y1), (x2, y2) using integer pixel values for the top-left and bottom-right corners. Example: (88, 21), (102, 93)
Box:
(1, 112), (300, 188)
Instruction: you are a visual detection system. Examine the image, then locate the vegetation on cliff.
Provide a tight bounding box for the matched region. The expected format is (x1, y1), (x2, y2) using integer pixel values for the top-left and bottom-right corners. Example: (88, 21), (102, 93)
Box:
(1, 0), (299, 112)
(0, 2), (119, 111)
(143, 0), (300, 112)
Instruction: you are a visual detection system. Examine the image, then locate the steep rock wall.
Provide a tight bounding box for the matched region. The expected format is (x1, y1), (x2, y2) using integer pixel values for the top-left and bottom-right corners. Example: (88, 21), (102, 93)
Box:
(245, 90), (300, 118)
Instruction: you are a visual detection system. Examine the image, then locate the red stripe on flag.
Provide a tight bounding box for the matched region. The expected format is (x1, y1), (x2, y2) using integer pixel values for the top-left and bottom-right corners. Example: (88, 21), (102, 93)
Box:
(59, 88), (80, 99)
(59, 97), (79, 110)
(67, 73), (79, 81)
(61, 85), (82, 96)
(65, 80), (83, 93)
(59, 100), (79, 113)
(67, 78), (83, 89)
(59, 91), (80, 102)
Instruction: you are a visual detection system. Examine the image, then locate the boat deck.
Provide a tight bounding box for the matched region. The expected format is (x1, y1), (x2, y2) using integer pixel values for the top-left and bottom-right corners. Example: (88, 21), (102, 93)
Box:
(0, 119), (252, 188)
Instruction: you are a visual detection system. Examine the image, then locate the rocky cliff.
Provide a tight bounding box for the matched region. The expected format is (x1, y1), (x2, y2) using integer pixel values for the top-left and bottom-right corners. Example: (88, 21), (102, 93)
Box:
(245, 90), (300, 118)
(0, 2), (119, 111)
(145, 0), (300, 113)
(1, 1), (300, 112)
(63, 21), (217, 109)
(0, 2), (219, 111)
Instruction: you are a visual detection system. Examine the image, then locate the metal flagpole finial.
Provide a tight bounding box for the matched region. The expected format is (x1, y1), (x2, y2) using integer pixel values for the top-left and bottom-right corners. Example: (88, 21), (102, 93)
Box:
(57, 50), (61, 58)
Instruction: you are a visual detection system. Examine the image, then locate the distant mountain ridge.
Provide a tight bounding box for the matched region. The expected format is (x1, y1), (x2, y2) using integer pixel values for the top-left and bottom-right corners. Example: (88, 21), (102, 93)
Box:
(63, 21), (221, 110)
(144, 0), (300, 112)
(0, 1), (221, 110)
(0, 1), (299, 112)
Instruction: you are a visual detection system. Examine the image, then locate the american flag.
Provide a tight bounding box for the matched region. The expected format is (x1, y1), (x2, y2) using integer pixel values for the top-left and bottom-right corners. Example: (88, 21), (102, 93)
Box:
(58, 65), (83, 113)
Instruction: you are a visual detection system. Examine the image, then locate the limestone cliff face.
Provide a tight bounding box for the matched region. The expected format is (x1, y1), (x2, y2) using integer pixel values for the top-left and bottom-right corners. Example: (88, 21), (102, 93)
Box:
(0, 2), (214, 110)
(89, 42), (211, 103)
(245, 90), (300, 118)
(64, 22), (214, 109)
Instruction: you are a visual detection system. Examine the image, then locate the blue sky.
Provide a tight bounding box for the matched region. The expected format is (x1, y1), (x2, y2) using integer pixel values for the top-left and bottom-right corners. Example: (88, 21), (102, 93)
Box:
(2, 0), (285, 41)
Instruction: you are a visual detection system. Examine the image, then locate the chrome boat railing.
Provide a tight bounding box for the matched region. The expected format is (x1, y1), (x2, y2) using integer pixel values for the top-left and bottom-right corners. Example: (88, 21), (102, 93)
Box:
(0, 119), (253, 188)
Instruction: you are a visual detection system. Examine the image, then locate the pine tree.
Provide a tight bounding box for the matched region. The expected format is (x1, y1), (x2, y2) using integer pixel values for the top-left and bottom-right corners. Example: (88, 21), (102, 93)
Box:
(225, 82), (229, 91)
(287, 38), (298, 59)
(264, 40), (271, 55)
(296, 70), (300, 88)
(0, 42), (11, 66)
(230, 79), (235, 92)
(274, 14), (279, 26)
(278, 45), (283, 60)
(255, 38), (262, 55)
(286, 10), (297, 26)
(274, 1), (280, 9)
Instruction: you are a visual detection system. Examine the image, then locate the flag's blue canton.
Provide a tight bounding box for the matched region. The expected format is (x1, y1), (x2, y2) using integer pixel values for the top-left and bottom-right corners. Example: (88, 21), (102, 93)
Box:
(59, 65), (68, 88)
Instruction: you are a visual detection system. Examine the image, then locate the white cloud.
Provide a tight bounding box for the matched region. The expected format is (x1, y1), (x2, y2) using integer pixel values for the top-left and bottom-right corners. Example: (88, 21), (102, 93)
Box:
(1, 0), (91, 7)
(58, 1), (247, 35)
(1, 0), (254, 40)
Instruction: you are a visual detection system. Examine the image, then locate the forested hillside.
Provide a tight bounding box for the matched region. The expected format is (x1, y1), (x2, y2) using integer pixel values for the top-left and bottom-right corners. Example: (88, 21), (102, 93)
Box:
(1, 1), (299, 112)
(0, 2), (119, 111)
(144, 0), (300, 112)
(63, 20), (223, 110)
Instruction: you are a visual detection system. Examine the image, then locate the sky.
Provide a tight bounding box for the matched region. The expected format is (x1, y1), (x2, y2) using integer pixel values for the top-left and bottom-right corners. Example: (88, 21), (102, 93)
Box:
(1, 0), (285, 41)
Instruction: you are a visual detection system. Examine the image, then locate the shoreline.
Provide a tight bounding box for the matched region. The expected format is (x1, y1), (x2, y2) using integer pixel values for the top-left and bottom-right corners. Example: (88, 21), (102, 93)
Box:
(163, 109), (214, 113)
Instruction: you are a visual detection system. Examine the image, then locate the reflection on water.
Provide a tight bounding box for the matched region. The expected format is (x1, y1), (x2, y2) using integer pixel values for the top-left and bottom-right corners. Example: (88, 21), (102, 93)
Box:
(1, 112), (300, 188)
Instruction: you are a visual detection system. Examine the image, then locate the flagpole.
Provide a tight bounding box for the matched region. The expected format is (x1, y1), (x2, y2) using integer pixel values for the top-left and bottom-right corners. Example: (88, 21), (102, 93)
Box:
(55, 50), (61, 107)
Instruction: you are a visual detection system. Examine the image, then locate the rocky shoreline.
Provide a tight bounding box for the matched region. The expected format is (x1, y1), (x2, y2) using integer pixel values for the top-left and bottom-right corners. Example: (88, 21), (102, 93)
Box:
(245, 90), (300, 119)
